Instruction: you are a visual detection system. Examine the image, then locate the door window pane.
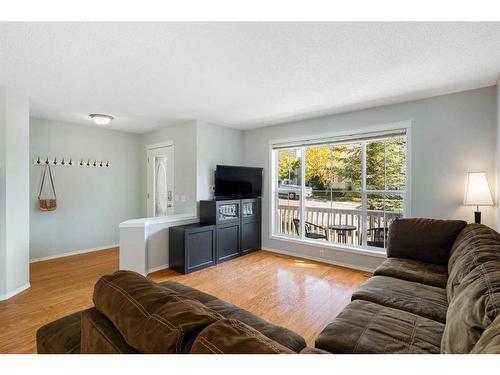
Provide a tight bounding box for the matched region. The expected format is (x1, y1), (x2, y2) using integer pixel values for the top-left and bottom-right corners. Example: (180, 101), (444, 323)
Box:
(154, 156), (168, 216)
(276, 148), (302, 237)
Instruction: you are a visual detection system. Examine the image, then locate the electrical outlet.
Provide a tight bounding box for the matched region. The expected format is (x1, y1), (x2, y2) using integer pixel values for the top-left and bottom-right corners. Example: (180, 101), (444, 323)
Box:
(319, 249), (325, 257)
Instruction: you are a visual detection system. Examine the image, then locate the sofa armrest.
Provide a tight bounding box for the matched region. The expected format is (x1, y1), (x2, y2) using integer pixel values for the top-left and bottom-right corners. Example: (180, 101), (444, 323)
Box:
(386, 218), (467, 265)
(37, 310), (82, 354)
(81, 308), (138, 354)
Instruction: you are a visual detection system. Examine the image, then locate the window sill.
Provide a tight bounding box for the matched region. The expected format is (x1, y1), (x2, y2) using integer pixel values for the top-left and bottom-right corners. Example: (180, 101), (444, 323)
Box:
(269, 234), (387, 259)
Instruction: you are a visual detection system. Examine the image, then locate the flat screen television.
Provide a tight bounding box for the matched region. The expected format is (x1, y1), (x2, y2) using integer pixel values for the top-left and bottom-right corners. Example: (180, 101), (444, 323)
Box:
(214, 165), (263, 198)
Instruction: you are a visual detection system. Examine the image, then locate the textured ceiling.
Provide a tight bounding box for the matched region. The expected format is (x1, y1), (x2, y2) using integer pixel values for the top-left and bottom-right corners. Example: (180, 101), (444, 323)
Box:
(1, 22), (500, 133)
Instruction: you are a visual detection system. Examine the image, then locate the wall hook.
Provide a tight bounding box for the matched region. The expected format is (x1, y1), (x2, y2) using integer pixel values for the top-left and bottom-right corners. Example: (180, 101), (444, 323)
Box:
(86, 159), (90, 167)
(36, 156), (41, 165)
(106, 161), (110, 167)
(69, 158), (73, 166)
(61, 157), (65, 166)
(45, 157), (49, 165)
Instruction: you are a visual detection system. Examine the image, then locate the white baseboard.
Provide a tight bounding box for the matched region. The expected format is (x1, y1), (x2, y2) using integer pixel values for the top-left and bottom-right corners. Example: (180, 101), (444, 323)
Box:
(0, 283), (30, 301)
(30, 244), (119, 263)
(261, 246), (377, 273)
(147, 264), (169, 274)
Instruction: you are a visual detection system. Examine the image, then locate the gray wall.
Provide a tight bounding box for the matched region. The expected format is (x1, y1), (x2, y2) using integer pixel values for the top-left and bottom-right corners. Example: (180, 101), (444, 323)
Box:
(141, 120), (245, 216)
(30, 118), (143, 261)
(243, 87), (497, 271)
(196, 121), (244, 201)
(141, 121), (198, 216)
(0, 87), (30, 299)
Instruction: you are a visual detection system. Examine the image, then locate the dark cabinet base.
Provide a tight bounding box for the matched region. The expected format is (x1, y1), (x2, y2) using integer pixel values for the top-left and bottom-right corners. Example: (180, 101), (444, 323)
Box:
(170, 198), (261, 274)
(169, 224), (216, 274)
(241, 220), (261, 255)
(216, 224), (241, 263)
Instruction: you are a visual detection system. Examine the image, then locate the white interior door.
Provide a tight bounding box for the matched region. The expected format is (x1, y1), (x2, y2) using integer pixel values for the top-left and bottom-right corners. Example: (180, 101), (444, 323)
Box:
(147, 144), (174, 217)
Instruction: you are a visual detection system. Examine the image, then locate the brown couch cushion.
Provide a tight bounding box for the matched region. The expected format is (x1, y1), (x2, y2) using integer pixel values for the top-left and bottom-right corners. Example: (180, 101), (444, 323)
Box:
(352, 276), (448, 323)
(447, 224), (500, 301)
(162, 281), (307, 352)
(387, 218), (467, 265)
(36, 310), (82, 354)
(315, 300), (445, 354)
(441, 261), (500, 353)
(470, 314), (500, 354)
(159, 281), (219, 304)
(374, 258), (448, 288)
(81, 308), (138, 354)
(93, 271), (222, 353)
(190, 319), (294, 354)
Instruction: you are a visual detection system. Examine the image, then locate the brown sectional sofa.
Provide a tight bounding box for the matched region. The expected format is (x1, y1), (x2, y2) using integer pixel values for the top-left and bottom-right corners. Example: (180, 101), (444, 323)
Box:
(315, 219), (500, 354)
(37, 218), (500, 354)
(38, 271), (316, 354)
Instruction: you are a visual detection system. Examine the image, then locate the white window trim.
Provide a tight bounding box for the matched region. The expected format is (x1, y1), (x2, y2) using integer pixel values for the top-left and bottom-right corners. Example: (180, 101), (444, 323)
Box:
(269, 120), (412, 254)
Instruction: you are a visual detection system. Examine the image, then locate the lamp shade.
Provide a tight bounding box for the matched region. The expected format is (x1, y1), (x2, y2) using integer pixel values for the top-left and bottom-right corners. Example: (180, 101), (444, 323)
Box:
(464, 172), (493, 206)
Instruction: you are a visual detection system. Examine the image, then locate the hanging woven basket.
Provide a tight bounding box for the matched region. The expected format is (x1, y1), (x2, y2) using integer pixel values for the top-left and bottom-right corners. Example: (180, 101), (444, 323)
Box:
(38, 163), (57, 211)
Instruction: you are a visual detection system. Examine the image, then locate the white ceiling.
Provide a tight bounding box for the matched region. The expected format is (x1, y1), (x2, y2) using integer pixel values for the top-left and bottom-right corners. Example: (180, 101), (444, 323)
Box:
(1, 22), (500, 133)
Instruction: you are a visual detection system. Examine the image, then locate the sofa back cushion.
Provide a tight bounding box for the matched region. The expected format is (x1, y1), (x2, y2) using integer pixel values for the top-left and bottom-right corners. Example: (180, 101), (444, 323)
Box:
(190, 319), (294, 354)
(441, 259), (500, 353)
(447, 224), (500, 301)
(470, 314), (500, 354)
(387, 218), (467, 265)
(93, 271), (222, 353)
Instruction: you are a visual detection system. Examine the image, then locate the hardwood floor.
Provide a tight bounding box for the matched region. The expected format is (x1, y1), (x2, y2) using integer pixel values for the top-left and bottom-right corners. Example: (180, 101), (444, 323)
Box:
(0, 248), (370, 353)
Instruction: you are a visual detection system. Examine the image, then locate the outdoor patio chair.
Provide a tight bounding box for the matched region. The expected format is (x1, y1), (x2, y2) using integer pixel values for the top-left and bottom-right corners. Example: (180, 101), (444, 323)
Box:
(366, 227), (389, 248)
(292, 218), (329, 240)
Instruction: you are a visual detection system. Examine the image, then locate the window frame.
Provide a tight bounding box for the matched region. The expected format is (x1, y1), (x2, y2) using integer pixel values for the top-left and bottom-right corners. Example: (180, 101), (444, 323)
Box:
(269, 121), (412, 254)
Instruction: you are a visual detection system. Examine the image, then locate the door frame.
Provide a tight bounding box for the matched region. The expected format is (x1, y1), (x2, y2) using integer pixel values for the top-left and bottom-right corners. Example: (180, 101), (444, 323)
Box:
(146, 141), (174, 217)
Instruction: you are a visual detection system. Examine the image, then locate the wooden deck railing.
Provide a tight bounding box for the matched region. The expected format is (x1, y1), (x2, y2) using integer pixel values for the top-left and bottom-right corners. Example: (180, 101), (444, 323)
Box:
(276, 204), (402, 245)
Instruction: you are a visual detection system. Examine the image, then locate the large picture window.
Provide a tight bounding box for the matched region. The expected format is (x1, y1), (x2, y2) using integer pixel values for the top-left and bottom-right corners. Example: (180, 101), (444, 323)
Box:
(272, 128), (408, 251)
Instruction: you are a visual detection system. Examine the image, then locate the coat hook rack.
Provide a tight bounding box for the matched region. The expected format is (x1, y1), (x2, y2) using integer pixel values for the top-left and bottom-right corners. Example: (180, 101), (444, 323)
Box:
(33, 156), (111, 168)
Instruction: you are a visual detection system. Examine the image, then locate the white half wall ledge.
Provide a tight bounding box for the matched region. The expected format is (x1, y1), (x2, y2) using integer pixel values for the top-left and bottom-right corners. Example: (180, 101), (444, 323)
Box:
(0, 283), (30, 301)
(29, 244), (119, 263)
(119, 213), (198, 275)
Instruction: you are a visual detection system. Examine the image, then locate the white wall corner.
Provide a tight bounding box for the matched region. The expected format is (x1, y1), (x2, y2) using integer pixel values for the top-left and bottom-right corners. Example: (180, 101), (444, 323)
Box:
(0, 86), (30, 300)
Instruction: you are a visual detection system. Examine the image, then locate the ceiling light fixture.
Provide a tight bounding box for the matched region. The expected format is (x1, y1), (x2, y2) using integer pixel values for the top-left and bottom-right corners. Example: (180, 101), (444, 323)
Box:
(89, 114), (114, 125)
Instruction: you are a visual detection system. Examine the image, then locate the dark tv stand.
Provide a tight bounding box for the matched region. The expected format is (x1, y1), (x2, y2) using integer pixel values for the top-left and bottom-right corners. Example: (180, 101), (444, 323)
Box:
(200, 197), (261, 264)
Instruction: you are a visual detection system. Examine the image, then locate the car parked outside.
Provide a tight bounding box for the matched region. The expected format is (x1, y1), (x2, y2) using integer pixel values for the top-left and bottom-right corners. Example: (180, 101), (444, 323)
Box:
(278, 179), (313, 200)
